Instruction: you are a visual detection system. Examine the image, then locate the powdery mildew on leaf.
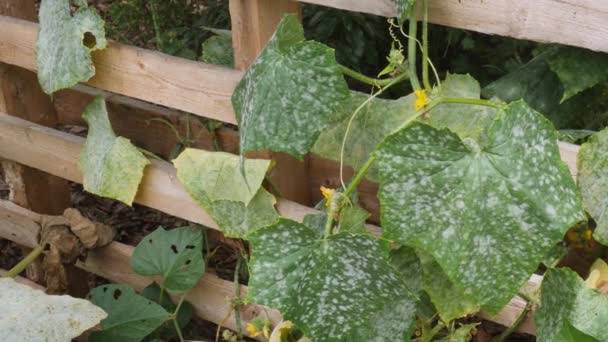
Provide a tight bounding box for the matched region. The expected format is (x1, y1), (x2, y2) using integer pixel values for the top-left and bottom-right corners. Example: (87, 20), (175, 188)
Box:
(536, 268), (608, 342)
(90, 284), (170, 342)
(392, 0), (415, 24)
(37, 0), (107, 94)
(80, 97), (149, 205)
(312, 92), (417, 181)
(232, 14), (349, 158)
(577, 128), (608, 245)
(130, 226), (204, 292)
(247, 219), (417, 342)
(376, 101), (584, 314)
(0, 278), (107, 342)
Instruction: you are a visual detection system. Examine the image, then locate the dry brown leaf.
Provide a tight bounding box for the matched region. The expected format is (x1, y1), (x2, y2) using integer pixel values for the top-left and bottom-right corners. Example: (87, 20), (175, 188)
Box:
(63, 208), (115, 248)
(43, 246), (68, 295)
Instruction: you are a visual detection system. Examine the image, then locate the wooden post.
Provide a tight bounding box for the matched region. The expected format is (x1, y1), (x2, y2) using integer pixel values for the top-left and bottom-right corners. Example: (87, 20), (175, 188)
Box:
(0, 0), (80, 294)
(229, 0), (312, 205)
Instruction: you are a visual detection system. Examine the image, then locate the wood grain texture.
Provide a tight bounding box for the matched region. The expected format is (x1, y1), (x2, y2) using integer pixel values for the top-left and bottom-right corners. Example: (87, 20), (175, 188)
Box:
(0, 15), (242, 124)
(300, 0), (608, 53)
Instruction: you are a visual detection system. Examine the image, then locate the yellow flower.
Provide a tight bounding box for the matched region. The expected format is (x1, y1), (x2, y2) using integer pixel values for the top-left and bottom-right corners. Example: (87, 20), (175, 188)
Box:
(246, 323), (261, 337)
(583, 229), (593, 241)
(415, 89), (429, 110)
(269, 321), (294, 342)
(320, 186), (335, 208)
(247, 318), (271, 339)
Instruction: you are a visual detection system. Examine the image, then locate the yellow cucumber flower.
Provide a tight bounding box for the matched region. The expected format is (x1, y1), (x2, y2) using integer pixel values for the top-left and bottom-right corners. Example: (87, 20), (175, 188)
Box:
(415, 89), (429, 110)
(320, 186), (335, 208)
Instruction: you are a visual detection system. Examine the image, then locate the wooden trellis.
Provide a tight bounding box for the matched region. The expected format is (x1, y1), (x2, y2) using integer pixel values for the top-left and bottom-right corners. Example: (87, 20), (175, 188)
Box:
(0, 0), (605, 338)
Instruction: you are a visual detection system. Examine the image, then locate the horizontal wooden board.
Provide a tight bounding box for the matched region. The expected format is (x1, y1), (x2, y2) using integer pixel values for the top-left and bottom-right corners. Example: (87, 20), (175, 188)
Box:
(0, 15), (242, 124)
(300, 0), (608, 53)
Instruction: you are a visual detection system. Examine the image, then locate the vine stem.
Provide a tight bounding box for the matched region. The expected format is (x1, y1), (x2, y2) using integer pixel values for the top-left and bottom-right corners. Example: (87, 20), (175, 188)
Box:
(491, 302), (532, 342)
(421, 0), (431, 91)
(2, 243), (45, 278)
(408, 2), (422, 91)
(233, 255), (243, 340)
(338, 64), (409, 87)
(173, 294), (187, 342)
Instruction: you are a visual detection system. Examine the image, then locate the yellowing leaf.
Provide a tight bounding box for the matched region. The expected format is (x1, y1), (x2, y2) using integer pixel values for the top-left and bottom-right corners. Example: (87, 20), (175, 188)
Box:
(585, 259), (608, 292)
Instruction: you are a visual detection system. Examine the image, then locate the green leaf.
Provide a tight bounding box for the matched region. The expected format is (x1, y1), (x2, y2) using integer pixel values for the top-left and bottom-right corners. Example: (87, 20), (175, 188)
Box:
(376, 101), (584, 314)
(545, 47), (608, 102)
(338, 206), (370, 234)
(536, 268), (608, 342)
(232, 14), (350, 158)
(392, 0), (415, 24)
(427, 74), (499, 141)
(89, 285), (170, 342)
(174, 149), (278, 238)
(312, 92), (417, 181)
(200, 34), (234, 67)
(417, 251), (480, 322)
(80, 97), (150, 205)
(248, 218), (417, 341)
(140, 282), (193, 340)
(578, 128), (608, 245)
(37, 0), (107, 94)
(0, 278), (107, 341)
(389, 246), (423, 294)
(131, 226), (204, 292)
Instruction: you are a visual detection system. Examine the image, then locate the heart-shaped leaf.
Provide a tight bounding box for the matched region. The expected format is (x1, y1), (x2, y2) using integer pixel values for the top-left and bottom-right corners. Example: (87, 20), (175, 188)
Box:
(376, 101), (584, 314)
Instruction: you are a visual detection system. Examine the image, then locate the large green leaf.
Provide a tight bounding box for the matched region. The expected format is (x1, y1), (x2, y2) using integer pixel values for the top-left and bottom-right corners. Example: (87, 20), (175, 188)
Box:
(232, 14), (350, 158)
(80, 97), (150, 205)
(37, 0), (107, 94)
(578, 128), (608, 245)
(247, 218), (417, 341)
(536, 268), (608, 342)
(545, 48), (608, 102)
(174, 149), (278, 237)
(312, 92), (416, 181)
(376, 101), (584, 314)
(0, 278), (107, 341)
(89, 285), (170, 342)
(131, 226), (204, 292)
(427, 73), (498, 141)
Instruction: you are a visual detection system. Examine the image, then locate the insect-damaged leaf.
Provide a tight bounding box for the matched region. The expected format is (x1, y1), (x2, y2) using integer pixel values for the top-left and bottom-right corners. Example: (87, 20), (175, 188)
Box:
(376, 101), (584, 314)
(37, 0), (107, 94)
(80, 97), (149, 205)
(536, 267), (608, 342)
(131, 226), (204, 292)
(247, 218), (417, 342)
(0, 278), (107, 341)
(89, 284), (170, 342)
(577, 127), (608, 246)
(174, 149), (278, 238)
(232, 14), (350, 158)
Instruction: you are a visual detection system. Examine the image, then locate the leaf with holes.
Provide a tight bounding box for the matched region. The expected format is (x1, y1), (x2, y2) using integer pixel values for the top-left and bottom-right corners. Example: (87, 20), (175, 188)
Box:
(89, 284), (170, 342)
(536, 267), (608, 342)
(0, 278), (107, 341)
(232, 14), (350, 158)
(37, 0), (107, 94)
(247, 218), (417, 342)
(80, 97), (149, 205)
(312, 92), (417, 181)
(131, 226), (204, 292)
(578, 128), (608, 245)
(376, 100), (584, 314)
(174, 148), (277, 238)
(392, 0), (415, 24)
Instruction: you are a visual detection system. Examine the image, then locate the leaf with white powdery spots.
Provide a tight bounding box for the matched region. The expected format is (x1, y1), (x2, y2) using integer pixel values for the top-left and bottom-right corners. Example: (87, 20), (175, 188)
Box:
(248, 218), (417, 341)
(536, 267), (608, 342)
(376, 100), (584, 314)
(0, 278), (107, 342)
(80, 97), (149, 205)
(37, 0), (107, 94)
(577, 127), (608, 246)
(392, 0), (415, 24)
(232, 14), (350, 158)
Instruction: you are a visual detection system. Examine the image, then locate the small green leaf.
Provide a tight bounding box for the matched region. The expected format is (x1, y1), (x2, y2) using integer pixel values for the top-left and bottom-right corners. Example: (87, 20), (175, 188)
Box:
(338, 206), (370, 234)
(232, 14), (350, 158)
(37, 0), (107, 94)
(545, 47), (608, 102)
(200, 33), (234, 67)
(248, 218), (417, 341)
(131, 226), (204, 292)
(392, 0), (415, 24)
(536, 268), (608, 342)
(174, 149), (278, 237)
(80, 97), (150, 205)
(376, 101), (584, 314)
(578, 128), (608, 245)
(89, 285), (170, 342)
(140, 282), (193, 340)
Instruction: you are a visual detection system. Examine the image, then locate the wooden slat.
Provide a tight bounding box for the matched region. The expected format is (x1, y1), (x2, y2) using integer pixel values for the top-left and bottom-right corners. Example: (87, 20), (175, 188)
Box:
(0, 15), (242, 124)
(300, 0), (608, 53)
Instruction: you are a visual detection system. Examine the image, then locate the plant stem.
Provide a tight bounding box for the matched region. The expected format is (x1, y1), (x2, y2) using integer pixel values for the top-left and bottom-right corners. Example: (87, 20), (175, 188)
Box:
(233, 255), (243, 340)
(150, 0), (165, 52)
(173, 295), (187, 342)
(421, 0), (431, 91)
(491, 303), (532, 342)
(441, 97), (505, 108)
(343, 155), (377, 198)
(2, 243), (45, 278)
(408, 2), (422, 91)
(338, 64), (408, 87)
